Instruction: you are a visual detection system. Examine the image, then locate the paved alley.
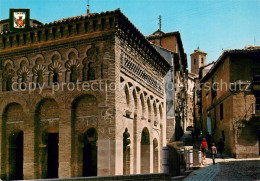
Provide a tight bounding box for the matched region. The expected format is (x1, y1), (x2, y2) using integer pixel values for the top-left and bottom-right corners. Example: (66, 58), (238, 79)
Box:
(184, 157), (260, 181)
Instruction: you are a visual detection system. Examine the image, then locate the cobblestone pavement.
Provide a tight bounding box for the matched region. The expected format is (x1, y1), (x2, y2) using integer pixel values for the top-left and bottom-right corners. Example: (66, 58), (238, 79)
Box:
(184, 157), (260, 181)
(213, 158), (260, 181)
(181, 131), (260, 181)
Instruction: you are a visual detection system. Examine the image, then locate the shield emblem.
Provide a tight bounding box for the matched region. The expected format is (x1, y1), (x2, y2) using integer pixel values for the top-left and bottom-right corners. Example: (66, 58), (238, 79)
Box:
(13, 12), (26, 28)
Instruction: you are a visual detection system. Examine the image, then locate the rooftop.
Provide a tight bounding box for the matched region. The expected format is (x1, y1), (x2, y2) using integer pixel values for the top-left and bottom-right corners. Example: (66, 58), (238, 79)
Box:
(201, 46), (260, 82)
(190, 47), (207, 55)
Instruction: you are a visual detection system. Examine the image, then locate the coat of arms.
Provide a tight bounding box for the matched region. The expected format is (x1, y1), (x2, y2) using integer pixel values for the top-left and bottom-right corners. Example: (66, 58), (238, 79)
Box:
(13, 12), (26, 28)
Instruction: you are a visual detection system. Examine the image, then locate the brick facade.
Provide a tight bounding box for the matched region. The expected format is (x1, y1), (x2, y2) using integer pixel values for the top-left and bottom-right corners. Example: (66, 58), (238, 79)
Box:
(0, 9), (170, 179)
(201, 48), (260, 158)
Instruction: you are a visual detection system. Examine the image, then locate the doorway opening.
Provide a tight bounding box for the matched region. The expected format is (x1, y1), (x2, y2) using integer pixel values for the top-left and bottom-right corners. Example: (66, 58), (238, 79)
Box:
(47, 133), (59, 178)
(82, 128), (97, 177)
(141, 128), (150, 174)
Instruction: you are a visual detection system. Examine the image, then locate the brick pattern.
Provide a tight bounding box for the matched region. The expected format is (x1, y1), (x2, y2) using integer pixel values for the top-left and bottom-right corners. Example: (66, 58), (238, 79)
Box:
(0, 10), (169, 180)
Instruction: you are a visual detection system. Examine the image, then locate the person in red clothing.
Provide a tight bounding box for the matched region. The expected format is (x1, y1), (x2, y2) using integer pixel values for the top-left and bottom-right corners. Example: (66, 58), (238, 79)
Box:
(200, 138), (208, 162)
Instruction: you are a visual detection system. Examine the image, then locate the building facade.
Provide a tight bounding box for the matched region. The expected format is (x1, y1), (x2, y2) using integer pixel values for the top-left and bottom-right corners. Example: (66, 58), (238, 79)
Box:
(200, 46), (260, 158)
(147, 30), (188, 141)
(0, 9), (170, 179)
(190, 47), (207, 75)
(187, 73), (196, 128)
(190, 48), (209, 130)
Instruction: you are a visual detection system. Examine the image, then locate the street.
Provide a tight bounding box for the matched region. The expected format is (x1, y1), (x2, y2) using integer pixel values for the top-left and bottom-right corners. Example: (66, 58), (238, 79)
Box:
(184, 157), (260, 181)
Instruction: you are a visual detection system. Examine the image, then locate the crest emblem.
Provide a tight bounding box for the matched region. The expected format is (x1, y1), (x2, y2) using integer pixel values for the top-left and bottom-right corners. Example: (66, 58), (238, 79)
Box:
(13, 12), (26, 28)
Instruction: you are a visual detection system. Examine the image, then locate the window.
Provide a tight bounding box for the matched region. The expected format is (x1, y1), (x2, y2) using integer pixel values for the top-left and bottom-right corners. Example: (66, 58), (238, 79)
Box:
(6, 76), (13, 91)
(194, 59), (196, 65)
(53, 69), (59, 85)
(220, 103), (223, 120)
(87, 63), (95, 80)
(201, 58), (204, 64)
(211, 76), (217, 99)
(70, 66), (77, 83)
(21, 73), (27, 89)
(36, 70), (43, 88)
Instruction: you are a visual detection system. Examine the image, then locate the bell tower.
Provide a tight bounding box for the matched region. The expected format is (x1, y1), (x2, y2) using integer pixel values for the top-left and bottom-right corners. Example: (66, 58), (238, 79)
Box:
(190, 47), (207, 75)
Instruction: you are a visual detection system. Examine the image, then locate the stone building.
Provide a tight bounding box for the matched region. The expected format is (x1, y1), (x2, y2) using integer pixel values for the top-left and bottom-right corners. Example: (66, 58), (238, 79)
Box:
(190, 48), (210, 130)
(147, 30), (188, 141)
(200, 46), (260, 158)
(0, 9), (170, 180)
(187, 72), (196, 128)
(190, 47), (207, 75)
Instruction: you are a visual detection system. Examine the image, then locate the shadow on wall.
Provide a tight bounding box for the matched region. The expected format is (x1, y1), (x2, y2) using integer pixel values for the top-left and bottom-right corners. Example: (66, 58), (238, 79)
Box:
(237, 118), (259, 146)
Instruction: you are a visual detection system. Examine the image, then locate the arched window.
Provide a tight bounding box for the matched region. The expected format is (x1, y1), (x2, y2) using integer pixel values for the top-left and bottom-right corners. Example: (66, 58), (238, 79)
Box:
(21, 72), (27, 89)
(70, 66), (78, 83)
(124, 85), (130, 106)
(83, 64), (88, 81)
(3, 63), (13, 91)
(140, 94), (145, 118)
(147, 99), (151, 122)
(53, 69), (59, 85)
(87, 63), (95, 81)
(101, 62), (104, 79)
(36, 70), (43, 88)
(6, 76), (13, 91)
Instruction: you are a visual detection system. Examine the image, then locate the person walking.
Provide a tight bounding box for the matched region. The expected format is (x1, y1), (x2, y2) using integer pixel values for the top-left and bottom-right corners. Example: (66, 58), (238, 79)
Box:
(218, 138), (225, 158)
(211, 142), (217, 165)
(200, 138), (208, 163)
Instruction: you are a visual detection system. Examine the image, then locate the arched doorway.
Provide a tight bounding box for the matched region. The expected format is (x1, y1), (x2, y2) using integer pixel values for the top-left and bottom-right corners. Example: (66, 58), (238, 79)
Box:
(153, 138), (159, 173)
(9, 131), (24, 180)
(141, 127), (150, 173)
(71, 94), (99, 177)
(35, 99), (59, 179)
(82, 128), (97, 177)
(2, 103), (24, 180)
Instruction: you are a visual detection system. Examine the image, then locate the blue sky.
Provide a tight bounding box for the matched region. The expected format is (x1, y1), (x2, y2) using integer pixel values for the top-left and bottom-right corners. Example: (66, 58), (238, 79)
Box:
(1, 0), (259, 70)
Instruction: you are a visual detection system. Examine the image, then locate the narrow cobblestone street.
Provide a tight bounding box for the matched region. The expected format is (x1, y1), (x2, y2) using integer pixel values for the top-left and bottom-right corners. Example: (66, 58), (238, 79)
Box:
(214, 159), (260, 181)
(185, 157), (260, 181)
(181, 131), (260, 181)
